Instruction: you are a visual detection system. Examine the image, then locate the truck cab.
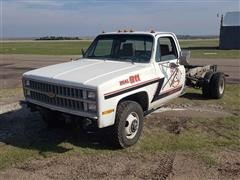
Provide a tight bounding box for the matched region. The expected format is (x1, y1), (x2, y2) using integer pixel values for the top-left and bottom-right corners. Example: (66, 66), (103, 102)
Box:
(81, 31), (185, 128)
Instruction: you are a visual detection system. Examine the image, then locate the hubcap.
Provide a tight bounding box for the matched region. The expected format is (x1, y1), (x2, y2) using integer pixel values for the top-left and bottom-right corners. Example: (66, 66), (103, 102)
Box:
(219, 78), (225, 94)
(125, 112), (139, 139)
(131, 120), (138, 132)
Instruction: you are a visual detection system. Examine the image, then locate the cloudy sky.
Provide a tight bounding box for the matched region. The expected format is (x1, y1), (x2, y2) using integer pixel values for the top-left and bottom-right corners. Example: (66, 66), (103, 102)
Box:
(1, 0), (239, 38)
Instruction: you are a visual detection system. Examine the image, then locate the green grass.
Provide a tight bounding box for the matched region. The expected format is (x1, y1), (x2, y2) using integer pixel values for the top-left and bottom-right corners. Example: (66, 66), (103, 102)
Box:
(0, 40), (91, 55)
(180, 39), (219, 47)
(172, 84), (240, 113)
(180, 39), (240, 58)
(0, 39), (239, 58)
(0, 84), (239, 170)
(139, 115), (240, 152)
(0, 146), (37, 170)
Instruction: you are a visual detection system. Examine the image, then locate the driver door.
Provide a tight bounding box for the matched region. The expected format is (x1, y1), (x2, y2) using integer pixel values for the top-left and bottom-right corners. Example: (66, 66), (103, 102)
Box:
(151, 36), (185, 106)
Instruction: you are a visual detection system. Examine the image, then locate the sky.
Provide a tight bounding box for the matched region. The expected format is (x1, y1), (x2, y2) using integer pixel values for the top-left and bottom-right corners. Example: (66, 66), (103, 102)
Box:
(1, 0), (239, 38)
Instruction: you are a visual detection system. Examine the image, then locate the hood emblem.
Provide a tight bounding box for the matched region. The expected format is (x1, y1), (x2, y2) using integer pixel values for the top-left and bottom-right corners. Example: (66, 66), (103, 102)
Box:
(46, 92), (56, 98)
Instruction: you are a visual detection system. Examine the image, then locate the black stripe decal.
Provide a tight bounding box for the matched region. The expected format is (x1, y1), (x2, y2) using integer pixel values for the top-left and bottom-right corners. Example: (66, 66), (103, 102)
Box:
(152, 86), (182, 102)
(151, 78), (165, 102)
(104, 79), (161, 100)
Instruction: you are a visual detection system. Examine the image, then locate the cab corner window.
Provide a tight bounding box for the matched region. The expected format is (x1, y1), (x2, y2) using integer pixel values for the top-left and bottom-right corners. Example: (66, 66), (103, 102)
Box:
(157, 37), (178, 62)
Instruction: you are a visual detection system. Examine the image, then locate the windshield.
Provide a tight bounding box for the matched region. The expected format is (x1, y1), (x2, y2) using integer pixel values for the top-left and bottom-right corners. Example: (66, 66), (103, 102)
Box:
(85, 34), (153, 63)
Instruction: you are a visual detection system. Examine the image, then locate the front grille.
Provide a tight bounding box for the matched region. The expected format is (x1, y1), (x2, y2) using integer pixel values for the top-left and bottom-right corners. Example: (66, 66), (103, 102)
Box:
(30, 91), (84, 111)
(24, 80), (96, 113)
(29, 80), (83, 99)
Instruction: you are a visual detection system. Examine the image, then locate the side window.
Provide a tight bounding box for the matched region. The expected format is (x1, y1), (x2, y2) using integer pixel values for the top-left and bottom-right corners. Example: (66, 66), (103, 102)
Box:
(94, 39), (113, 57)
(157, 37), (178, 62)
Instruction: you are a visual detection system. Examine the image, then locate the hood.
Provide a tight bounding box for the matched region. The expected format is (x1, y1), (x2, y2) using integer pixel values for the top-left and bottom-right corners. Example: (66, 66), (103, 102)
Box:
(23, 58), (147, 87)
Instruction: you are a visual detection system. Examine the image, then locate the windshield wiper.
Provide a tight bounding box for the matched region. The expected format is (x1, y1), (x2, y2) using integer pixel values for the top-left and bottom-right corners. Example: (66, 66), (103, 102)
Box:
(118, 57), (135, 64)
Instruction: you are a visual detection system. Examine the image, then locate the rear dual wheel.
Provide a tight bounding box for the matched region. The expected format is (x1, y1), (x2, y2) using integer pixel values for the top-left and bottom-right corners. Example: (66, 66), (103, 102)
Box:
(202, 72), (225, 99)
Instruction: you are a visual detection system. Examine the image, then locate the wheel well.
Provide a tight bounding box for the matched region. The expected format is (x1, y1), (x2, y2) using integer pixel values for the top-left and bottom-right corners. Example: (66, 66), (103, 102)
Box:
(118, 92), (149, 112)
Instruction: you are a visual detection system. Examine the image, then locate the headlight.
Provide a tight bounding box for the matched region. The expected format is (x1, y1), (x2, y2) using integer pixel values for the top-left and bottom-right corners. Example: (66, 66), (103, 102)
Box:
(87, 91), (96, 100)
(88, 103), (97, 112)
(25, 80), (30, 86)
(26, 89), (31, 96)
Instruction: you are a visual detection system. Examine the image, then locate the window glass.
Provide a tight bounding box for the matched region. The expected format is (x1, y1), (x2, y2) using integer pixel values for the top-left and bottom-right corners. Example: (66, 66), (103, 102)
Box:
(157, 37), (178, 62)
(85, 35), (153, 63)
(134, 40), (152, 51)
(94, 40), (113, 56)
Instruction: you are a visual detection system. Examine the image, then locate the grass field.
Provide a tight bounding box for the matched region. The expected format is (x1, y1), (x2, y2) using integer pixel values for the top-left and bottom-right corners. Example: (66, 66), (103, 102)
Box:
(0, 85), (239, 170)
(0, 40), (91, 56)
(180, 39), (240, 59)
(1, 39), (239, 58)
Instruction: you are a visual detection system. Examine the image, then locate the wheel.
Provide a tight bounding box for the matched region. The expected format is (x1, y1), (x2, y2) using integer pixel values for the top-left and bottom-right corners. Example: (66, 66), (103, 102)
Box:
(39, 109), (65, 128)
(210, 72), (225, 99)
(202, 72), (213, 98)
(112, 101), (143, 148)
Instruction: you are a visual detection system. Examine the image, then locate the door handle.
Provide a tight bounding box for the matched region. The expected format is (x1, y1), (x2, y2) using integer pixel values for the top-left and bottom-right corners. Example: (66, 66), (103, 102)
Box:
(169, 62), (179, 69)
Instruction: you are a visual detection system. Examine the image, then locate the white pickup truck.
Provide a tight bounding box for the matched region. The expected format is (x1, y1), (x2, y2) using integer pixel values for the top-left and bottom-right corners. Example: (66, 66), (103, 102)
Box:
(22, 31), (225, 148)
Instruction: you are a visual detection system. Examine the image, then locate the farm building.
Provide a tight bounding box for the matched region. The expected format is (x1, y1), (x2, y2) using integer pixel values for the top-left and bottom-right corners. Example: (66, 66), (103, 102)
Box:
(219, 11), (240, 50)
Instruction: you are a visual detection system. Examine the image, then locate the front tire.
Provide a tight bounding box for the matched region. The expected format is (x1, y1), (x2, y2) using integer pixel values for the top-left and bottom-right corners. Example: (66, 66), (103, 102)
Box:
(112, 101), (143, 148)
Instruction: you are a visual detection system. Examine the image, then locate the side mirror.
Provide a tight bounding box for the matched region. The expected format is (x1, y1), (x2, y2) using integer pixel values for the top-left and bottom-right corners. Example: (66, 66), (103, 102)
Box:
(179, 50), (190, 65)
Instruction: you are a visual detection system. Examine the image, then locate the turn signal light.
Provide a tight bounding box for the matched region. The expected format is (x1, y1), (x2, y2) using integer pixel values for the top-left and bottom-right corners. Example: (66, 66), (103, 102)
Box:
(102, 109), (114, 115)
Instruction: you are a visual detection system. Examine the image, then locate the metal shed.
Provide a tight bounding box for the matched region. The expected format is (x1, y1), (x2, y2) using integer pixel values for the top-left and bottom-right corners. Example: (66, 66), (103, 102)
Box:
(219, 11), (240, 50)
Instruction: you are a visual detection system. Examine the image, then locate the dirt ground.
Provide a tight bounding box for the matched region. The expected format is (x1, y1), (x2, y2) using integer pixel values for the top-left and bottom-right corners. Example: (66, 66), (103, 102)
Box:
(0, 54), (240, 179)
(0, 103), (239, 180)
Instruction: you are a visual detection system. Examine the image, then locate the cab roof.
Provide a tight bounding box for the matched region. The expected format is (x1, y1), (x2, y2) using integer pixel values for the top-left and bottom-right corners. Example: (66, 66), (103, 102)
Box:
(100, 31), (175, 37)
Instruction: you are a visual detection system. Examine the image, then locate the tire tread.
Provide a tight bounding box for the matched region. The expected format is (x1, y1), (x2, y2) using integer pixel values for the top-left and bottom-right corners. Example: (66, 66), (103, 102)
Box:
(112, 101), (143, 148)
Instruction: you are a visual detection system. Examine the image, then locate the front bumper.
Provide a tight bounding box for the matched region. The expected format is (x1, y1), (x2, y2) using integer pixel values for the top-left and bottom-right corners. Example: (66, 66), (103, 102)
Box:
(21, 99), (98, 119)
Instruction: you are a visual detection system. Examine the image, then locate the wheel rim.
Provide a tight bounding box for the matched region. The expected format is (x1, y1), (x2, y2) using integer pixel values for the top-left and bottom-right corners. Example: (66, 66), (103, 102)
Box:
(125, 112), (139, 139)
(219, 78), (225, 95)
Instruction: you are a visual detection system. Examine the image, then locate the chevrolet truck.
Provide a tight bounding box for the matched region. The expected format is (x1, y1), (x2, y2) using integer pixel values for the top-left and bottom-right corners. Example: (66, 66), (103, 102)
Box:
(22, 31), (226, 148)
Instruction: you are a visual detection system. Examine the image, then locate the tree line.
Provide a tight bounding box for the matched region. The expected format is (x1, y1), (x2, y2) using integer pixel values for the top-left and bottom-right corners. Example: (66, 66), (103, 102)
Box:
(36, 36), (81, 40)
